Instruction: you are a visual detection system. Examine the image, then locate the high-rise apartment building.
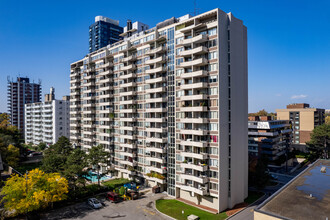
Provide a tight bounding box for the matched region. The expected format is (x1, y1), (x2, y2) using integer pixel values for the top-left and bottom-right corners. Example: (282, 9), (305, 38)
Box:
(276, 103), (325, 145)
(89, 16), (123, 53)
(7, 77), (41, 131)
(25, 88), (70, 145)
(248, 116), (291, 166)
(71, 8), (247, 212)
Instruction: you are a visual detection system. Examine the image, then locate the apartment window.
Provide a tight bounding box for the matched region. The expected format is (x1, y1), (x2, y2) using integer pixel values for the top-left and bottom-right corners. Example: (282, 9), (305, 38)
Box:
(209, 76), (218, 83)
(176, 154), (182, 161)
(208, 171), (218, 178)
(209, 87), (218, 95)
(209, 182), (218, 191)
(176, 47), (184, 55)
(209, 147), (218, 155)
(176, 58), (183, 66)
(208, 51), (218, 60)
(210, 99), (218, 107)
(208, 63), (218, 71)
(209, 159), (218, 167)
(176, 37), (184, 45)
(208, 39), (217, 48)
(208, 27), (217, 36)
(209, 111), (218, 119)
(209, 123), (218, 131)
(210, 135), (218, 143)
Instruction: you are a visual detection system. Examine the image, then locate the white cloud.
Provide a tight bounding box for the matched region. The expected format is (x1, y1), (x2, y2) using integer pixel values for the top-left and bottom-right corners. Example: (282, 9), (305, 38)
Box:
(291, 94), (307, 99)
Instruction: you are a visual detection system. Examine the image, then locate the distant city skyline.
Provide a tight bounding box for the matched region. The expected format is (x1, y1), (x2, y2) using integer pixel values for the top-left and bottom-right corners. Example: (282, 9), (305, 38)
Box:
(1, 0), (330, 113)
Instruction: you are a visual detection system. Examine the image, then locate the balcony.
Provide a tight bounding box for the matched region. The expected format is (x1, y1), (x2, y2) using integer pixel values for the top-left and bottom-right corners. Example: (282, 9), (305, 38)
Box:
(145, 56), (165, 65)
(120, 91), (136, 96)
(120, 151), (136, 158)
(146, 137), (167, 143)
(145, 66), (166, 74)
(180, 173), (208, 184)
(120, 100), (135, 105)
(120, 143), (137, 149)
(145, 97), (167, 103)
(121, 64), (136, 71)
(180, 140), (208, 148)
(179, 58), (208, 68)
(146, 127), (166, 133)
(145, 118), (166, 123)
(148, 166), (167, 174)
(120, 108), (136, 113)
(120, 160), (137, 167)
(179, 118), (208, 124)
(147, 147), (167, 154)
(179, 34), (208, 46)
(145, 77), (166, 84)
(146, 46), (166, 55)
(145, 175), (166, 184)
(119, 73), (136, 80)
(121, 55), (136, 62)
(147, 156), (165, 164)
(145, 108), (167, 113)
(180, 106), (208, 112)
(180, 163), (208, 172)
(180, 129), (208, 136)
(181, 151), (208, 160)
(145, 87), (166, 94)
(177, 184), (208, 196)
(120, 82), (136, 88)
(180, 94), (208, 101)
(179, 46), (208, 57)
(180, 82), (208, 90)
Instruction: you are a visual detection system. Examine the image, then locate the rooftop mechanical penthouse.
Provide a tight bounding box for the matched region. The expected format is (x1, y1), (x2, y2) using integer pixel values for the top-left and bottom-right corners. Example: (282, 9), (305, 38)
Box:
(70, 8), (248, 212)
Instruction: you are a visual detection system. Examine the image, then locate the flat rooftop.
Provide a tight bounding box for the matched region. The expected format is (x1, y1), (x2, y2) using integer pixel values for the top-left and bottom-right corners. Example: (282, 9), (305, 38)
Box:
(256, 159), (330, 220)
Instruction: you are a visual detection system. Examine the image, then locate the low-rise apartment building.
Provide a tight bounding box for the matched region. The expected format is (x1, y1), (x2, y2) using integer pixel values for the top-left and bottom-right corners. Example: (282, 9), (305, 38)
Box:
(248, 116), (291, 166)
(70, 8), (248, 212)
(25, 88), (70, 145)
(276, 103), (325, 145)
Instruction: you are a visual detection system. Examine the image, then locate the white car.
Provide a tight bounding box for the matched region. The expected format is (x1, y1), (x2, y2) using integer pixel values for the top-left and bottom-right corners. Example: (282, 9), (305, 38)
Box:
(88, 198), (102, 209)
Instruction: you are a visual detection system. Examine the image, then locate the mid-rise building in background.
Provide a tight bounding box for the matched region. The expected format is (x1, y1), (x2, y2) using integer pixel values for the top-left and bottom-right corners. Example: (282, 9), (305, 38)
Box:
(25, 88), (70, 145)
(7, 77), (41, 131)
(89, 16), (123, 53)
(71, 8), (248, 213)
(248, 116), (291, 166)
(276, 103), (325, 146)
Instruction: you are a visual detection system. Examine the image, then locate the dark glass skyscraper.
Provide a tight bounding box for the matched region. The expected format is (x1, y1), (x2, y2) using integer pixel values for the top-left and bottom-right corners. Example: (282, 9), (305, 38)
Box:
(7, 77), (41, 131)
(89, 16), (123, 53)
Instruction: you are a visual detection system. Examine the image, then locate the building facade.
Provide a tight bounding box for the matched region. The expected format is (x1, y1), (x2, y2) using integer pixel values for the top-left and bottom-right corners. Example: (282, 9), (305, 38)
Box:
(25, 89), (70, 145)
(70, 8), (248, 212)
(89, 16), (123, 53)
(248, 116), (291, 166)
(276, 103), (325, 145)
(7, 77), (41, 131)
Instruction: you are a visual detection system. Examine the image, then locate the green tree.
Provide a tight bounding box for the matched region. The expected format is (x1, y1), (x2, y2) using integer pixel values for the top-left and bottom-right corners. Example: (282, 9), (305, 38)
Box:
(1, 168), (68, 217)
(63, 148), (88, 189)
(37, 142), (47, 152)
(325, 116), (330, 125)
(249, 156), (270, 189)
(307, 124), (330, 159)
(42, 136), (73, 173)
(87, 145), (109, 186)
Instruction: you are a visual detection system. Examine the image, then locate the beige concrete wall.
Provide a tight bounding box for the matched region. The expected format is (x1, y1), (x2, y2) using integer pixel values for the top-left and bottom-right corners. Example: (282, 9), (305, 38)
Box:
(200, 196), (219, 210)
(180, 189), (199, 204)
(276, 111), (290, 120)
(254, 211), (282, 220)
(300, 111), (315, 131)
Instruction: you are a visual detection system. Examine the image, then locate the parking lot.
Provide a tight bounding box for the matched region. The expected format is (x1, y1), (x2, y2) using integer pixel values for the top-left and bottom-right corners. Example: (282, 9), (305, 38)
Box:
(42, 191), (169, 220)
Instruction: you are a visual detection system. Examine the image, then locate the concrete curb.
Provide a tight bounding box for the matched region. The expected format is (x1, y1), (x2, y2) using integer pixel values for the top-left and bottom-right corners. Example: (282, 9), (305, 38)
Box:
(226, 193), (266, 220)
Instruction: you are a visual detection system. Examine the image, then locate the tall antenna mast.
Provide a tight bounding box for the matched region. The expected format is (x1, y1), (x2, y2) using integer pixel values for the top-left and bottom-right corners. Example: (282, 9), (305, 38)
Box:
(193, 0), (200, 16)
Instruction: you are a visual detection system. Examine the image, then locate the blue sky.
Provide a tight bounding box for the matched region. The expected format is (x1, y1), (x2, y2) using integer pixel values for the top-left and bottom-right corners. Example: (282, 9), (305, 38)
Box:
(0, 0), (330, 113)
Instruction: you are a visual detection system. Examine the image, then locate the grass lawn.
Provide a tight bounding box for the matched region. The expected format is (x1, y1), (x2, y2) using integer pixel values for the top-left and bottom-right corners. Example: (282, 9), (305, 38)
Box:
(102, 178), (131, 190)
(244, 191), (264, 204)
(156, 199), (227, 220)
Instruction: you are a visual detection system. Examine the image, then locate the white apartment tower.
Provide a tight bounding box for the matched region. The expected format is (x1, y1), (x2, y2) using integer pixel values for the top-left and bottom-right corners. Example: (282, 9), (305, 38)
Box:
(70, 8), (247, 212)
(25, 88), (70, 145)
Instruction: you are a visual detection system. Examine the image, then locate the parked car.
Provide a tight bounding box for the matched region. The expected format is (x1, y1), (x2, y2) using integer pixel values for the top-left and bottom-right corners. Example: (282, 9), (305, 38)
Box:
(27, 152), (42, 157)
(106, 192), (121, 203)
(87, 198), (102, 209)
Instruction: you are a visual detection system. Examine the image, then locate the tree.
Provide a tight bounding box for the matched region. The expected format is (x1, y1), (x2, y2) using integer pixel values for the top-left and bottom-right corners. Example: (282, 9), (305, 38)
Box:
(37, 142), (47, 152)
(326, 116), (330, 125)
(249, 156), (270, 189)
(6, 144), (20, 167)
(63, 148), (88, 189)
(307, 124), (330, 159)
(249, 109), (273, 117)
(87, 145), (109, 186)
(1, 168), (68, 216)
(42, 136), (73, 173)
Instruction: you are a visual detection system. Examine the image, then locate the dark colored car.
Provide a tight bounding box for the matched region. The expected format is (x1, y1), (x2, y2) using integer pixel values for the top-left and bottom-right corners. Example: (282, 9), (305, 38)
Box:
(106, 192), (121, 203)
